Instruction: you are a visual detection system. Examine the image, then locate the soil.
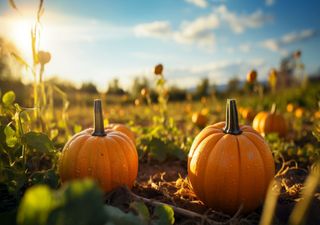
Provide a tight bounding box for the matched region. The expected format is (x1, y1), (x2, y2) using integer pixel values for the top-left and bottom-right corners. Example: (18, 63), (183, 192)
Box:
(105, 160), (320, 225)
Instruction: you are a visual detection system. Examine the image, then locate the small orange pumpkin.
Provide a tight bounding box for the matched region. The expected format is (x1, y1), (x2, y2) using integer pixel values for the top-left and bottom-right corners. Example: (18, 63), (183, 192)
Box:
(252, 103), (287, 137)
(314, 111), (320, 120)
(294, 107), (304, 119)
(192, 112), (208, 128)
(106, 123), (135, 144)
(246, 70), (257, 83)
(59, 100), (138, 193)
(240, 107), (256, 121)
(286, 103), (295, 113)
(188, 99), (275, 214)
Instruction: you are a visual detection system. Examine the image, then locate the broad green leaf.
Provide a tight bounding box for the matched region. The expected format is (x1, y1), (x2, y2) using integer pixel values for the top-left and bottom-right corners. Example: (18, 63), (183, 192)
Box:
(130, 201), (150, 224)
(22, 132), (54, 153)
(152, 204), (174, 225)
(104, 205), (143, 225)
(2, 91), (16, 106)
(170, 148), (186, 161)
(47, 179), (107, 225)
(149, 138), (167, 162)
(30, 169), (59, 189)
(17, 179), (107, 225)
(4, 125), (18, 148)
(17, 185), (53, 225)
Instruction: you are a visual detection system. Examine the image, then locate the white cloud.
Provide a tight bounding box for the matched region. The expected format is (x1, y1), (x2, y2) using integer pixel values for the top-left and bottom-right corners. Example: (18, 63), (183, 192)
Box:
(185, 0), (208, 8)
(133, 5), (271, 49)
(134, 14), (219, 49)
(133, 21), (172, 39)
(261, 29), (317, 54)
(265, 0), (275, 6)
(215, 5), (272, 34)
(281, 29), (316, 44)
(239, 43), (251, 53)
(174, 14), (219, 48)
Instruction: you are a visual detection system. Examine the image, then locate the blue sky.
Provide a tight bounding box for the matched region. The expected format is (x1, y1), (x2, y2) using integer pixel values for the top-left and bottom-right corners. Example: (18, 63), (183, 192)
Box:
(1, 0), (319, 90)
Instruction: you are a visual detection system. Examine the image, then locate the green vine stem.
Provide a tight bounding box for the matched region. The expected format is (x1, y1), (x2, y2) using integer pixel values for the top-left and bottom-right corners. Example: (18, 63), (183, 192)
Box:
(223, 99), (242, 135)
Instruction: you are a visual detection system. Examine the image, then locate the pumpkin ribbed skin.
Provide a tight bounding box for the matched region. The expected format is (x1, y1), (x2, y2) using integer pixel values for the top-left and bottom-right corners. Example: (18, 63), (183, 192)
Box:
(252, 112), (287, 136)
(188, 121), (275, 214)
(106, 123), (135, 144)
(59, 128), (138, 193)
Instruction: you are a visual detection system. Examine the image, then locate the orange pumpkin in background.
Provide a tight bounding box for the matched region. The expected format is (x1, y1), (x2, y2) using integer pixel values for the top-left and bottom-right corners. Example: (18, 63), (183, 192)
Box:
(106, 123), (135, 144)
(59, 100), (138, 193)
(294, 107), (304, 119)
(188, 99), (275, 214)
(246, 70), (257, 83)
(192, 112), (208, 128)
(314, 111), (320, 120)
(239, 107), (256, 121)
(286, 103), (295, 113)
(252, 103), (287, 137)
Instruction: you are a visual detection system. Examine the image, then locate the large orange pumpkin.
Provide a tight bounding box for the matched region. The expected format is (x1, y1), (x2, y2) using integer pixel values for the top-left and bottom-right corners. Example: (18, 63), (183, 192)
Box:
(59, 100), (138, 193)
(188, 99), (275, 214)
(252, 103), (287, 137)
(106, 123), (135, 144)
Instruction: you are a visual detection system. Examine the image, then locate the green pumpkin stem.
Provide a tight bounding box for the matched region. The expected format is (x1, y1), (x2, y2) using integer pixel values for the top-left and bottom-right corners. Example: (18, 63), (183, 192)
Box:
(92, 99), (106, 136)
(223, 99), (242, 135)
(271, 103), (277, 114)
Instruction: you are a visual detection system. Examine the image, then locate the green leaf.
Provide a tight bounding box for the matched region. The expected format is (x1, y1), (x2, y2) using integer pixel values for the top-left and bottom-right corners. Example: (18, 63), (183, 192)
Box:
(148, 138), (167, 162)
(47, 179), (107, 225)
(4, 125), (18, 148)
(17, 179), (108, 225)
(104, 205), (144, 225)
(130, 201), (150, 224)
(17, 185), (53, 225)
(22, 132), (54, 153)
(30, 169), (59, 189)
(2, 91), (16, 106)
(73, 124), (82, 134)
(152, 204), (174, 225)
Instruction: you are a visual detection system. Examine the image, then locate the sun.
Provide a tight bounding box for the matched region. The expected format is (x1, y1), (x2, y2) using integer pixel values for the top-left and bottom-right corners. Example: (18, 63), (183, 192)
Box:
(8, 18), (53, 61)
(9, 19), (33, 57)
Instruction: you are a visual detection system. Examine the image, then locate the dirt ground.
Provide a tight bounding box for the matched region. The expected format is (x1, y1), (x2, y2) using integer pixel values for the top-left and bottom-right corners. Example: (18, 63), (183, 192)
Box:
(104, 160), (320, 225)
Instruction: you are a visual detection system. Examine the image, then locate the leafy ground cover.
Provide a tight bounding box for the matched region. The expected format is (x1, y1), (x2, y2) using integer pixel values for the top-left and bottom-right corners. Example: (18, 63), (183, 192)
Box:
(0, 81), (319, 225)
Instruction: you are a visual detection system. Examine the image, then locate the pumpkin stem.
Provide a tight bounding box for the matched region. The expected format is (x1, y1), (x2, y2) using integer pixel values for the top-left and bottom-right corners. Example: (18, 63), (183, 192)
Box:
(271, 103), (277, 114)
(223, 99), (242, 135)
(92, 99), (106, 136)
